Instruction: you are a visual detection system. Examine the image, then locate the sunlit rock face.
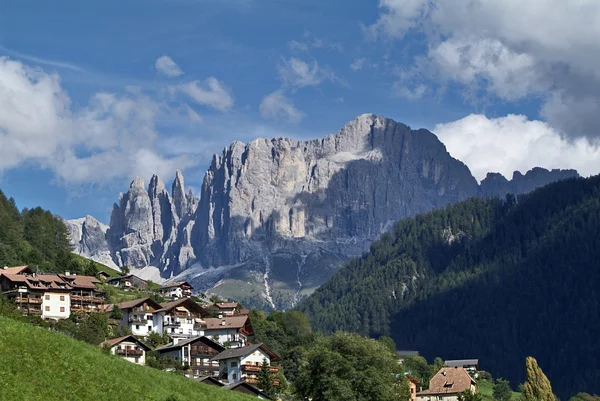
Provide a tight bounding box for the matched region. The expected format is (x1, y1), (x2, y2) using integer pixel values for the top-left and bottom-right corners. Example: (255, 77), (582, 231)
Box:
(67, 114), (578, 310)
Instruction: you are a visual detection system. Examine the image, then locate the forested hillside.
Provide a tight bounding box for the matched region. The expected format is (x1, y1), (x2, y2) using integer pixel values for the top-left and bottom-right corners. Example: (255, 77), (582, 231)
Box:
(0, 189), (105, 275)
(299, 175), (600, 399)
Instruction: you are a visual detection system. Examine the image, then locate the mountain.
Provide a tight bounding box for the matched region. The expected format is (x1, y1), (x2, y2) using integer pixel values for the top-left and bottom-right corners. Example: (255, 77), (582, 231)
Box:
(298, 175), (600, 399)
(66, 114), (578, 310)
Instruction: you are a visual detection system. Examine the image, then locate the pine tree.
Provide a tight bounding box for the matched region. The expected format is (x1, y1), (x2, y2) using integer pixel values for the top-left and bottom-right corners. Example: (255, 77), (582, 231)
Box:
(258, 358), (275, 397)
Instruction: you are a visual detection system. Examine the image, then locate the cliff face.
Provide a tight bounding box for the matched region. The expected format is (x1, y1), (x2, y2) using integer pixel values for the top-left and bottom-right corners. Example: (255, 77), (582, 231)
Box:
(66, 114), (579, 310)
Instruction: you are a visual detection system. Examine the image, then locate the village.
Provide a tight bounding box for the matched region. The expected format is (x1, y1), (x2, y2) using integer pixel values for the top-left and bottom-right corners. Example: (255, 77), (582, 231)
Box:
(0, 265), (483, 401)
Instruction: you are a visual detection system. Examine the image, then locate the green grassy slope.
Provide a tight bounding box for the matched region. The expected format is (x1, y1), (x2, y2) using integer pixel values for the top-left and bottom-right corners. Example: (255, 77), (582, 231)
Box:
(71, 253), (122, 277)
(0, 316), (252, 401)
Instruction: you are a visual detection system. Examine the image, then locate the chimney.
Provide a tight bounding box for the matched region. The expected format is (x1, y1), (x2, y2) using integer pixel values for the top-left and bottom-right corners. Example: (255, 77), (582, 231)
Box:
(442, 371), (447, 376)
(221, 320), (226, 326)
(3, 266), (7, 270)
(65, 271), (70, 276)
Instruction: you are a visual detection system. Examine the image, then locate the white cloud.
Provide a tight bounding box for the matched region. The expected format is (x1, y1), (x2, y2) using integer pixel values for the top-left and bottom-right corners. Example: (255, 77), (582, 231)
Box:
(393, 83), (427, 100)
(287, 32), (343, 53)
(259, 90), (304, 123)
(184, 104), (203, 123)
(434, 114), (600, 181)
(366, 0), (600, 138)
(0, 57), (197, 184)
(155, 55), (184, 77)
(277, 57), (342, 89)
(350, 58), (367, 71)
(171, 78), (234, 112)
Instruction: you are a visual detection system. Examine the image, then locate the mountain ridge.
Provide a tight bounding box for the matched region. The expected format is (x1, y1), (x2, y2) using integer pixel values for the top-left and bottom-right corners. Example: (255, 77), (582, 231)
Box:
(66, 114), (579, 309)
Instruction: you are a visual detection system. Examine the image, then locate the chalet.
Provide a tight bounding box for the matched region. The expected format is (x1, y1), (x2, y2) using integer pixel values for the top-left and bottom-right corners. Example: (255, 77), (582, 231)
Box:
(159, 282), (193, 299)
(58, 273), (105, 313)
(105, 274), (148, 290)
(100, 335), (151, 365)
(105, 297), (162, 337)
(224, 382), (274, 400)
(211, 343), (281, 387)
(202, 315), (253, 348)
(208, 302), (240, 317)
(406, 374), (422, 401)
(97, 271), (112, 281)
(445, 359), (479, 373)
(154, 298), (209, 338)
(156, 336), (225, 377)
(0, 266), (70, 320)
(416, 367), (477, 401)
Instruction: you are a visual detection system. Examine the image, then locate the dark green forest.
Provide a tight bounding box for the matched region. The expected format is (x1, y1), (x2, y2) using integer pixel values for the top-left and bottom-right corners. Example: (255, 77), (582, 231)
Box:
(299, 175), (600, 400)
(0, 188), (99, 275)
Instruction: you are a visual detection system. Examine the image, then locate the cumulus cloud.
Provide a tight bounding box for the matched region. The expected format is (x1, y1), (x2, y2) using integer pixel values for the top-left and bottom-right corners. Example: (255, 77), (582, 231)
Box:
(172, 78), (234, 112)
(434, 114), (600, 181)
(155, 55), (184, 77)
(0, 57), (197, 184)
(366, 0), (600, 138)
(277, 57), (342, 89)
(259, 90), (304, 123)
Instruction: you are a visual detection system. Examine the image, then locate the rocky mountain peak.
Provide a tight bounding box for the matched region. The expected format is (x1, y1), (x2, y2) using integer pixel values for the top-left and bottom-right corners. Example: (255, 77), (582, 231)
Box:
(67, 114), (581, 310)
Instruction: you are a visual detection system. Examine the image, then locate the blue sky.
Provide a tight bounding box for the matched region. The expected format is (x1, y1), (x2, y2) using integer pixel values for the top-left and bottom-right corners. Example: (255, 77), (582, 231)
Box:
(1, 0), (599, 223)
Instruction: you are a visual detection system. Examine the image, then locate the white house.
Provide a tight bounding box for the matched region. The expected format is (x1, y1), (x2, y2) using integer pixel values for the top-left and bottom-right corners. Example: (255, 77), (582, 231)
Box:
(202, 315), (253, 348)
(416, 367), (478, 401)
(155, 336), (225, 377)
(106, 297), (162, 337)
(211, 343), (281, 387)
(100, 335), (151, 365)
(159, 282), (193, 299)
(0, 266), (71, 320)
(153, 298), (209, 339)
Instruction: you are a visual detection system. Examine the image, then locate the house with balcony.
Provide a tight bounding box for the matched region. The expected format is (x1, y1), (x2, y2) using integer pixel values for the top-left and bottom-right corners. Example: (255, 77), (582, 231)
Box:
(207, 302), (241, 317)
(100, 335), (151, 365)
(153, 298), (209, 338)
(58, 273), (105, 313)
(105, 274), (148, 290)
(0, 266), (71, 320)
(211, 343), (281, 387)
(105, 297), (162, 337)
(417, 367), (478, 401)
(156, 336), (225, 377)
(159, 282), (193, 299)
(202, 315), (253, 348)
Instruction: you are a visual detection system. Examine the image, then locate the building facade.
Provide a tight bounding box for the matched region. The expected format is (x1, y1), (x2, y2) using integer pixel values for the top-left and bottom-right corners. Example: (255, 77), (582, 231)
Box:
(211, 344), (281, 387)
(202, 316), (253, 348)
(159, 282), (193, 299)
(101, 335), (151, 365)
(107, 297), (162, 337)
(417, 367), (477, 401)
(156, 336), (225, 377)
(153, 298), (209, 338)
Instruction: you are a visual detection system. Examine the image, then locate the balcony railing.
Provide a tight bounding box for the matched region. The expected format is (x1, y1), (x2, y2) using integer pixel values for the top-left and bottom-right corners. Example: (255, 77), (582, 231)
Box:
(241, 365), (279, 374)
(164, 321), (181, 327)
(20, 298), (43, 304)
(116, 349), (144, 356)
(28, 309), (43, 316)
(71, 295), (104, 304)
(129, 317), (150, 323)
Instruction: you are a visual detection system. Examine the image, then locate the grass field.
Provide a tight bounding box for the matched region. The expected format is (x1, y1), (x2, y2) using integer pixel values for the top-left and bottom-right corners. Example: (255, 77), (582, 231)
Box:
(71, 253), (122, 277)
(478, 379), (522, 401)
(0, 316), (252, 401)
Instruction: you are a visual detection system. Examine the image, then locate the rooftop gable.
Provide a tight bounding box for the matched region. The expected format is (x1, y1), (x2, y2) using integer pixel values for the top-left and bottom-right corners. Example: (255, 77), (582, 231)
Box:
(210, 343), (281, 362)
(155, 336), (225, 353)
(117, 297), (162, 311)
(155, 298), (208, 316)
(100, 335), (152, 351)
(418, 367), (476, 396)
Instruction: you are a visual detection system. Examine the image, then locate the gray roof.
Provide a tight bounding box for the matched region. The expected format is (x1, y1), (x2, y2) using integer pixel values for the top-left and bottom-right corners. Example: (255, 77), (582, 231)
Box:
(397, 350), (420, 357)
(445, 359), (479, 367)
(224, 382), (273, 400)
(210, 344), (263, 361)
(155, 336), (224, 353)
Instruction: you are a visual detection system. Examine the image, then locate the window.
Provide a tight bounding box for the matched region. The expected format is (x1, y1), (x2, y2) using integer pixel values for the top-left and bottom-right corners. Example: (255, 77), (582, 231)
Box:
(60, 295), (65, 301)
(60, 307), (65, 313)
(135, 357), (139, 363)
(231, 361), (238, 367)
(232, 373), (237, 380)
(135, 325), (140, 330)
(148, 325), (152, 331)
(45, 306), (50, 311)
(45, 295), (50, 300)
